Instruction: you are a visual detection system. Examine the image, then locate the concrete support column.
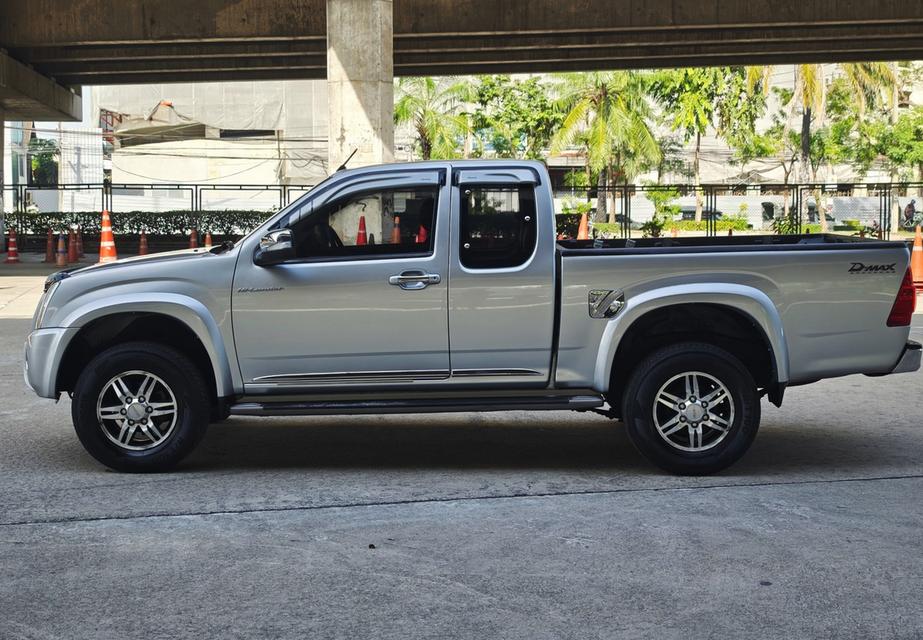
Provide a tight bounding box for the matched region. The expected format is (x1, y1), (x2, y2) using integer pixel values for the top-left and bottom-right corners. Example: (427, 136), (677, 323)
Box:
(0, 110), (5, 253)
(326, 0), (394, 171)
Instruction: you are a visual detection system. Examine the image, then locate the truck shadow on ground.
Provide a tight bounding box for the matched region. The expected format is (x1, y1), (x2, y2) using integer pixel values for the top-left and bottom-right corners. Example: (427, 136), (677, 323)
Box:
(179, 414), (916, 478)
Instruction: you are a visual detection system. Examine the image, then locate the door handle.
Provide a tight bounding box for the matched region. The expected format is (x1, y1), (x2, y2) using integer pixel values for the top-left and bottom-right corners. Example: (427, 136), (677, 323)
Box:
(388, 270), (441, 290)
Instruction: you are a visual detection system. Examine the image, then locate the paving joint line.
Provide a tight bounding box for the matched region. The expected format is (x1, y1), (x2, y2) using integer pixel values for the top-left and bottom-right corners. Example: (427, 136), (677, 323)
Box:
(1, 472), (921, 529)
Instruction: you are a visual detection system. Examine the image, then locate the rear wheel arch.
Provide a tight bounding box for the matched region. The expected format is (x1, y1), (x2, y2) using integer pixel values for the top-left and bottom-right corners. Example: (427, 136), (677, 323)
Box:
(604, 301), (785, 414)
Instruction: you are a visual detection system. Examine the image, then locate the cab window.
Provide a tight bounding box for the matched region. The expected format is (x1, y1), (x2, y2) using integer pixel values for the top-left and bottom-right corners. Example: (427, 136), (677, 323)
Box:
(459, 185), (537, 269)
(291, 187), (438, 260)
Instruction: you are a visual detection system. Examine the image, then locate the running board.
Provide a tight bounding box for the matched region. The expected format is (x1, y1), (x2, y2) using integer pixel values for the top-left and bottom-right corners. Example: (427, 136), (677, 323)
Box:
(229, 394), (605, 417)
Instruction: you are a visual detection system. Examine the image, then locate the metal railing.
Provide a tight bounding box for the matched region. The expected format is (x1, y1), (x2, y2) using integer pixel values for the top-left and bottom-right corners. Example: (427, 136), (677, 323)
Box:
(3, 181), (923, 240)
(553, 182), (923, 239)
(2, 182), (318, 215)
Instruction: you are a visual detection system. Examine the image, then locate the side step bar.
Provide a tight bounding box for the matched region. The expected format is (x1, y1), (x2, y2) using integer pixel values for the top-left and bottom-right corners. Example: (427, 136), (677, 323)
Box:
(230, 394), (605, 417)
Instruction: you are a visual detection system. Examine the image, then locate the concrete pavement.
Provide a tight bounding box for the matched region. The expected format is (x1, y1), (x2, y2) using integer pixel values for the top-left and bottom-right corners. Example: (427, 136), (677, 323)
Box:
(1, 292), (922, 638)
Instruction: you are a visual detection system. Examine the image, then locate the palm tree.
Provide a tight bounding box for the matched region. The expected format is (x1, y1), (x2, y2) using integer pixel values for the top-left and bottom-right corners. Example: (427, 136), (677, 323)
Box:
(393, 77), (472, 160)
(748, 63), (895, 231)
(652, 67), (762, 222)
(551, 71), (660, 223)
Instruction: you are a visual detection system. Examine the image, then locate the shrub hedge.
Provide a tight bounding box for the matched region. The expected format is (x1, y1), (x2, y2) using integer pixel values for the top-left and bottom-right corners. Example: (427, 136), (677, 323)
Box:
(8, 210), (275, 236)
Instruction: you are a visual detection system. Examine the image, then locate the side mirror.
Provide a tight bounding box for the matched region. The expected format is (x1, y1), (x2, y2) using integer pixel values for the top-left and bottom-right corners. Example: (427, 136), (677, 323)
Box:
(254, 229), (295, 266)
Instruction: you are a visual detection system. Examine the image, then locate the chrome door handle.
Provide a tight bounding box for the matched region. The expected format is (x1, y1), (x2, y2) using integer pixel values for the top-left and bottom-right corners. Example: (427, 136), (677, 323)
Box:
(388, 271), (441, 290)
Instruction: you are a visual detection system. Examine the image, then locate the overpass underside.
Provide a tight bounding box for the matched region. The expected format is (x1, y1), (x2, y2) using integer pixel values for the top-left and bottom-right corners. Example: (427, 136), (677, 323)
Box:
(3, 1), (923, 91)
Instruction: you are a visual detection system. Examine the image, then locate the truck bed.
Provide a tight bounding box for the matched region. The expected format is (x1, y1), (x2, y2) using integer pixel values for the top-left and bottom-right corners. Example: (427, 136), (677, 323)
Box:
(554, 232), (912, 390)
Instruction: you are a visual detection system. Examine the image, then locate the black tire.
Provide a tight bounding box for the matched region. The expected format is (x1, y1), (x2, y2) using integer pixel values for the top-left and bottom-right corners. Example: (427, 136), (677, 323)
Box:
(621, 342), (760, 475)
(71, 341), (211, 472)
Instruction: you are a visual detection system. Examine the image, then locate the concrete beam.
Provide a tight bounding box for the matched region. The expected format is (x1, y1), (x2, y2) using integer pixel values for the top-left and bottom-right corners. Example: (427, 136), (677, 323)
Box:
(4, 0), (920, 46)
(2, 0), (923, 85)
(0, 1), (326, 46)
(0, 52), (81, 121)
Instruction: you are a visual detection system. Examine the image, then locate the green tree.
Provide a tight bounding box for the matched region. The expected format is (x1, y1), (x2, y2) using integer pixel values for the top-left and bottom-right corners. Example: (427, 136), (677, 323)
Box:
(394, 77), (472, 160)
(747, 63), (895, 231)
(730, 87), (799, 221)
(551, 71), (660, 223)
(469, 75), (562, 159)
(29, 138), (59, 186)
(881, 107), (923, 185)
(652, 67), (762, 221)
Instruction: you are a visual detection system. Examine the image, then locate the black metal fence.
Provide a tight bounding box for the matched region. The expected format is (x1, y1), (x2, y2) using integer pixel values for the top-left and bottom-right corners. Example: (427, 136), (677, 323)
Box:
(1, 182), (318, 215)
(553, 183), (923, 240)
(4, 181), (923, 241)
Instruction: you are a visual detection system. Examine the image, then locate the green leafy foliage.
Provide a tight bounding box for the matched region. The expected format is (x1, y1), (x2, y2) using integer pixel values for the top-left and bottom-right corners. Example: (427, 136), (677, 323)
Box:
(645, 186), (682, 219)
(880, 107), (923, 180)
(28, 138), (59, 186)
(638, 219), (665, 238)
(770, 214), (800, 235)
(554, 213), (583, 238)
(9, 210), (274, 236)
(469, 76), (563, 159)
(551, 71), (661, 180)
(394, 77), (471, 159)
(671, 216), (750, 232)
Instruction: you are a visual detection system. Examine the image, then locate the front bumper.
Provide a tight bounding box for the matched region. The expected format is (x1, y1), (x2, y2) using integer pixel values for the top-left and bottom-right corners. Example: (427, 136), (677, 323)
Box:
(23, 328), (80, 399)
(890, 340), (922, 375)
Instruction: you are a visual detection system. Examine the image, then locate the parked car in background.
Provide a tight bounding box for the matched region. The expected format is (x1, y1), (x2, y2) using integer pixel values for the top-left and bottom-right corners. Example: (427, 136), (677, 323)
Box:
(677, 206), (722, 221)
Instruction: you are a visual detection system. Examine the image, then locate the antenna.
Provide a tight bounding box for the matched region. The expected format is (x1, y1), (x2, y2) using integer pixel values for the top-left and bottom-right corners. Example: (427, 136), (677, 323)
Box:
(336, 149), (358, 172)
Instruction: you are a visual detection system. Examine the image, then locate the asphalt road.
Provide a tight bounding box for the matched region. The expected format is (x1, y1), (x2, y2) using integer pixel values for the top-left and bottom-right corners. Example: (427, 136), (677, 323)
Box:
(1, 313), (922, 639)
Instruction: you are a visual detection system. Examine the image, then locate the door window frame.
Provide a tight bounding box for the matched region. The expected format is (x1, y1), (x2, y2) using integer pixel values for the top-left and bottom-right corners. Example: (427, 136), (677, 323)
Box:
(281, 184), (441, 264)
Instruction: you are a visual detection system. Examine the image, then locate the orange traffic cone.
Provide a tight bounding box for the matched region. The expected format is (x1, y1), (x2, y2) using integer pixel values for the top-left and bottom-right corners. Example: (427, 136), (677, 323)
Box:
(416, 224), (428, 244)
(138, 231), (149, 256)
(576, 213), (589, 240)
(43, 228), (55, 263)
(4, 228), (20, 264)
(390, 215), (401, 244)
(356, 216), (367, 246)
(912, 225), (923, 293)
(189, 228), (198, 249)
(67, 229), (78, 263)
(671, 227), (678, 238)
(56, 232), (67, 267)
(204, 232), (213, 249)
(76, 226), (84, 259)
(97, 210), (118, 264)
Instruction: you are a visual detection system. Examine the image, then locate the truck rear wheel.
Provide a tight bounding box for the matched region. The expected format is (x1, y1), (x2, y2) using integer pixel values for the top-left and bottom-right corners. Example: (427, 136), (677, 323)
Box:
(71, 341), (210, 472)
(621, 342), (760, 475)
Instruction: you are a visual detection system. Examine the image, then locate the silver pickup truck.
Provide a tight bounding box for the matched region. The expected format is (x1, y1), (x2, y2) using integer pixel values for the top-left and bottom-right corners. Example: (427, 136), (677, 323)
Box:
(24, 160), (921, 475)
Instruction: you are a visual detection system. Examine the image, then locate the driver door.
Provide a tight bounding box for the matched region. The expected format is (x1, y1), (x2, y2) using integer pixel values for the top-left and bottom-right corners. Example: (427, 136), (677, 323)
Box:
(232, 169), (450, 392)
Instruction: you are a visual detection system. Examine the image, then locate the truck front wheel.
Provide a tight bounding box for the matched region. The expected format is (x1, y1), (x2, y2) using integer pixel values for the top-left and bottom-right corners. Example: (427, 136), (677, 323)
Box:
(621, 342), (760, 475)
(71, 341), (211, 472)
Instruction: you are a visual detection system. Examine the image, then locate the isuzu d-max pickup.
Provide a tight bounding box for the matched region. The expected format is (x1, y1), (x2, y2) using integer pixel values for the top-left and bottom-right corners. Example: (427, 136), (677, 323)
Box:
(24, 161), (921, 474)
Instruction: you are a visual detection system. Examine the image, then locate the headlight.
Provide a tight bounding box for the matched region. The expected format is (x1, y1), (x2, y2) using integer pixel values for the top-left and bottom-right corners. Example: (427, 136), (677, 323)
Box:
(33, 282), (60, 329)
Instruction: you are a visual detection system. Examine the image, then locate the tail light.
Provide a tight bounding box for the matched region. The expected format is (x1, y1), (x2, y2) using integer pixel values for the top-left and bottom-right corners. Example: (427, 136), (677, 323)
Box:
(887, 267), (917, 327)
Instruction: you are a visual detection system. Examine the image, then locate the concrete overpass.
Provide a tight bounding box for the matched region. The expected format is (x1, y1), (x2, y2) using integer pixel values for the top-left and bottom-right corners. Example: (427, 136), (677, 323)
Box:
(1, 0), (922, 201)
(5, 0), (923, 89)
